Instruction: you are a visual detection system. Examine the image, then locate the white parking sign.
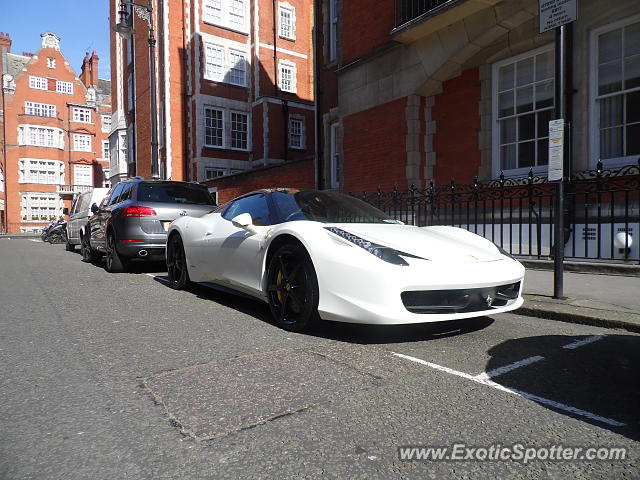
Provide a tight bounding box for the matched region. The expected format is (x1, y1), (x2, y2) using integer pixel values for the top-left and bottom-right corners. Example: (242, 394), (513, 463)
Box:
(539, 0), (577, 33)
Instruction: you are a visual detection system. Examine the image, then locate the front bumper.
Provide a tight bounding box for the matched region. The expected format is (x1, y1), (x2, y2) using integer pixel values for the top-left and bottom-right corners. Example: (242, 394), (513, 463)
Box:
(314, 251), (525, 325)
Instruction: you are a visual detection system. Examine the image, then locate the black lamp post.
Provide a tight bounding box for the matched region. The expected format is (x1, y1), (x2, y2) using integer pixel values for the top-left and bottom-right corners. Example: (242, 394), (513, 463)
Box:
(115, 0), (160, 179)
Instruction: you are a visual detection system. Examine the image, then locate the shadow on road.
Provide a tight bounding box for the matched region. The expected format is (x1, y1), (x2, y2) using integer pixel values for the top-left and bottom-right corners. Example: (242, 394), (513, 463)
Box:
(485, 334), (640, 441)
(152, 276), (494, 344)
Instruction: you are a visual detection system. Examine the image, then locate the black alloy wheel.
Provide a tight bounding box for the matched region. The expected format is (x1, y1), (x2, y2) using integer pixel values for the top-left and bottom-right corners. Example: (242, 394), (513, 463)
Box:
(167, 234), (190, 290)
(105, 231), (129, 273)
(266, 243), (320, 332)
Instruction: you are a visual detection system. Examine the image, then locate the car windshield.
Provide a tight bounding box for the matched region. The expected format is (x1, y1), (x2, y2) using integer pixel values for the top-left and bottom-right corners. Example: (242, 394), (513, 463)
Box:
(137, 183), (215, 205)
(272, 190), (401, 224)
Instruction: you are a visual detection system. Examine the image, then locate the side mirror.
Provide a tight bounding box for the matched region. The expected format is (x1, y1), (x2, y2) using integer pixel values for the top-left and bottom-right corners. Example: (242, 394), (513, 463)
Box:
(231, 213), (258, 235)
(91, 203), (100, 214)
(62, 207), (69, 215)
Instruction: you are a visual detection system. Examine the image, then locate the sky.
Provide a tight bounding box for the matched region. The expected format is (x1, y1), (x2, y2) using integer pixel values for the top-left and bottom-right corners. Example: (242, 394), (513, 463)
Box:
(1, 0), (111, 79)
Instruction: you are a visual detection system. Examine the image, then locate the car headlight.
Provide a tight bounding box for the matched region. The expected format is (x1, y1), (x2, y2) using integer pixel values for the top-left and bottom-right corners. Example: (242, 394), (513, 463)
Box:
(324, 227), (421, 266)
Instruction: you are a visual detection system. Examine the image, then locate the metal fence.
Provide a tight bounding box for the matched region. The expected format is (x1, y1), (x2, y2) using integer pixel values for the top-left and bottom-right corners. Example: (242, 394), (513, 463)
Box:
(395, 0), (462, 27)
(353, 161), (640, 264)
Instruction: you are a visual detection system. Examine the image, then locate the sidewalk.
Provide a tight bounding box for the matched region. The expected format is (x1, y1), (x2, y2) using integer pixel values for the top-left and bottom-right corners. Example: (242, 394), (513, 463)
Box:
(518, 265), (640, 333)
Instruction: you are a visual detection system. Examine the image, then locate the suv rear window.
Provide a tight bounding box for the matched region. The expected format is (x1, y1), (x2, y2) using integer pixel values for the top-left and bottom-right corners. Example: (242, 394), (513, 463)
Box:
(136, 182), (215, 205)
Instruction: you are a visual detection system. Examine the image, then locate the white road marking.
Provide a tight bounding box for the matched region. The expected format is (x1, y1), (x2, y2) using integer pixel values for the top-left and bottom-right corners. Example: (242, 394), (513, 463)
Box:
(475, 355), (545, 380)
(562, 335), (604, 350)
(391, 352), (625, 427)
(30, 239), (42, 243)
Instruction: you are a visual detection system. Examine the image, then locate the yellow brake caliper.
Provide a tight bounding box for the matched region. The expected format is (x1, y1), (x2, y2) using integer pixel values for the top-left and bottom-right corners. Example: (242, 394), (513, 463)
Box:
(276, 270), (285, 304)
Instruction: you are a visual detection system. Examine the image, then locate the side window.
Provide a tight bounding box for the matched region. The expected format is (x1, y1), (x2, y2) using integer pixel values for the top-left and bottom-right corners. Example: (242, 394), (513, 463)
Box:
(222, 194), (272, 226)
(76, 194), (88, 214)
(70, 197), (79, 215)
(108, 184), (125, 206)
(116, 183), (133, 204)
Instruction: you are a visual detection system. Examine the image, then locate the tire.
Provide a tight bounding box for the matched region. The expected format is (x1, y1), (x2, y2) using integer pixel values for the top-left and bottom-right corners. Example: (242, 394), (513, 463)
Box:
(105, 231), (129, 273)
(81, 231), (100, 263)
(65, 231), (75, 251)
(266, 243), (320, 332)
(167, 234), (191, 290)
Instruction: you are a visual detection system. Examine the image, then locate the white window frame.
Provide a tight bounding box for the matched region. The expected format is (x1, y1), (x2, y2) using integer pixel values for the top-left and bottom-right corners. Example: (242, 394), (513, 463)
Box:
(228, 49), (247, 86)
(279, 3), (296, 41)
(47, 57), (56, 69)
(330, 122), (340, 189)
(21, 193), (62, 222)
(289, 116), (305, 149)
(18, 125), (64, 149)
(205, 43), (225, 82)
(102, 141), (110, 160)
(18, 159), (64, 185)
(329, 0), (338, 62)
(204, 107), (225, 148)
(29, 76), (48, 90)
(204, 167), (225, 180)
(73, 107), (92, 123)
(589, 14), (640, 169)
(230, 110), (249, 151)
(73, 134), (92, 152)
(25, 101), (56, 118)
(102, 114), (112, 133)
(56, 80), (73, 94)
(204, 42), (248, 87)
(491, 45), (555, 178)
(202, 0), (248, 33)
(278, 60), (296, 93)
(74, 164), (93, 186)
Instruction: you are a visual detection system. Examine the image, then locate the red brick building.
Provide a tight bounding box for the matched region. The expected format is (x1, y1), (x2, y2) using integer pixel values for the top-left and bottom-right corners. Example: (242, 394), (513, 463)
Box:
(314, 0), (640, 193)
(1, 32), (111, 233)
(108, 0), (316, 201)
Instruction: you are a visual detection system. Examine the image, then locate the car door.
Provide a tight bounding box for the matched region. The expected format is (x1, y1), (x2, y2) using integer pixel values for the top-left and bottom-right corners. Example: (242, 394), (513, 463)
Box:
(67, 195), (80, 242)
(206, 193), (272, 295)
(91, 183), (123, 251)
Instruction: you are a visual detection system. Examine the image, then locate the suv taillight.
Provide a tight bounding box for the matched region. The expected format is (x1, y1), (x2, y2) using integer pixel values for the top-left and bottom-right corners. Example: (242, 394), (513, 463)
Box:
(122, 206), (157, 217)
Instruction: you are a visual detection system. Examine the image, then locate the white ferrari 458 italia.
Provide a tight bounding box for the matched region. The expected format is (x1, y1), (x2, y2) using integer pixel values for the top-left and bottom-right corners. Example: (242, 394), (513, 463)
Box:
(166, 188), (525, 332)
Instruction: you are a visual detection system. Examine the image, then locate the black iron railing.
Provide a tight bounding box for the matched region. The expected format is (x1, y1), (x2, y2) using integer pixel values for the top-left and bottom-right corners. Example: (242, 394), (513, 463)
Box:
(352, 161), (640, 263)
(395, 0), (462, 28)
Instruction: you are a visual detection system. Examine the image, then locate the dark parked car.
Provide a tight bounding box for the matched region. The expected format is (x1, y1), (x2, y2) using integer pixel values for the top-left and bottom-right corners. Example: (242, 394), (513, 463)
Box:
(83, 177), (215, 272)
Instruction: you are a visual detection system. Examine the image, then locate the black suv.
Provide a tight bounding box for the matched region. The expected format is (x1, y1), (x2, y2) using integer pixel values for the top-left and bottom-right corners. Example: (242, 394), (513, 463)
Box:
(82, 178), (215, 272)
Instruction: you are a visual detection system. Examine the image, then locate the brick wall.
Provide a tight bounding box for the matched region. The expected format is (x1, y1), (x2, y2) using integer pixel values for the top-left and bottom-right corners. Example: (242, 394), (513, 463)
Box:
(203, 158), (314, 204)
(341, 0), (395, 65)
(432, 67), (481, 185)
(342, 97), (407, 194)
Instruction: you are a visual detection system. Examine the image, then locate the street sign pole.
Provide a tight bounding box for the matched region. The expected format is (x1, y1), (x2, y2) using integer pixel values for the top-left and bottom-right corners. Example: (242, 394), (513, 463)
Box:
(552, 25), (567, 299)
(540, 0), (576, 300)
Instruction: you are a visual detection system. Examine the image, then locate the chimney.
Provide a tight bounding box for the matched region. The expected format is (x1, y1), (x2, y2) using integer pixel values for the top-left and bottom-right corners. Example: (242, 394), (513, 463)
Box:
(80, 52), (90, 87)
(0, 32), (11, 52)
(89, 50), (99, 87)
(0, 33), (11, 76)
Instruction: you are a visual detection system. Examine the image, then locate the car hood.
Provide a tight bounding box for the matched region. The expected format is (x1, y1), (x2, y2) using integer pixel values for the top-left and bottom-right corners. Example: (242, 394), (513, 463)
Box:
(327, 223), (503, 263)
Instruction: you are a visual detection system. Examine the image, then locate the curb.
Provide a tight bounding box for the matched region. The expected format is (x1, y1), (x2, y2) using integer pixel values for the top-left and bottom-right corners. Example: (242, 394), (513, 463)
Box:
(517, 297), (640, 333)
(520, 259), (640, 276)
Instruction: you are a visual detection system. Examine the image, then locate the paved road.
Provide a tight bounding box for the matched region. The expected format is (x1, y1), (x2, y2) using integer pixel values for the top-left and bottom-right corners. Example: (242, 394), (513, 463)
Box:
(1, 238), (638, 479)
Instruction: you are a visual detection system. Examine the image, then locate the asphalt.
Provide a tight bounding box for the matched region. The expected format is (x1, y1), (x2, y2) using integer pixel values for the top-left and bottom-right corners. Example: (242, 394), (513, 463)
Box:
(519, 262), (640, 333)
(1, 238), (638, 479)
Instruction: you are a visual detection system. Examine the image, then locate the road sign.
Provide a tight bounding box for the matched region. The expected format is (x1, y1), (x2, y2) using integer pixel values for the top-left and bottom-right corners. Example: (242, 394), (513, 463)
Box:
(539, 0), (577, 33)
(548, 119), (564, 182)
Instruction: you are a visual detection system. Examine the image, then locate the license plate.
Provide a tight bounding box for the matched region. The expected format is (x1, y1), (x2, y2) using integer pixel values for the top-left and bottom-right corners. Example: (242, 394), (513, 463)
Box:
(162, 221), (171, 231)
